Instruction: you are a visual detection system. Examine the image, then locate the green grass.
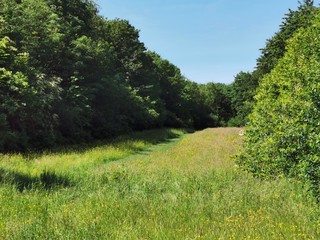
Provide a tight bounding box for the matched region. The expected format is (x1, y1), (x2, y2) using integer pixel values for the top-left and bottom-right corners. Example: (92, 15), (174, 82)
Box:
(0, 128), (319, 239)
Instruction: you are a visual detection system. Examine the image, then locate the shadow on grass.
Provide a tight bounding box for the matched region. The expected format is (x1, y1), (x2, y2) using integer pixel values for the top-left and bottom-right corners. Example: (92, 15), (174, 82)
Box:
(24, 128), (193, 160)
(116, 128), (193, 145)
(101, 132), (187, 163)
(0, 168), (72, 192)
(135, 138), (181, 155)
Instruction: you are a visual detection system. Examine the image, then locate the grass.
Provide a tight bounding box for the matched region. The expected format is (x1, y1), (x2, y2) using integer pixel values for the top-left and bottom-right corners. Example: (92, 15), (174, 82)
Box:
(0, 128), (319, 239)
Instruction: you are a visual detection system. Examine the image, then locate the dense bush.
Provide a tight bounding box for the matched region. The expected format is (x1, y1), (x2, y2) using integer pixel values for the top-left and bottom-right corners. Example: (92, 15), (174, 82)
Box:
(238, 9), (320, 197)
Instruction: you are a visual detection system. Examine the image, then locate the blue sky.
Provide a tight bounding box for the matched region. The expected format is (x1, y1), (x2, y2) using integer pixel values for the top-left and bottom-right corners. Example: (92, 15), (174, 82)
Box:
(96, 0), (300, 84)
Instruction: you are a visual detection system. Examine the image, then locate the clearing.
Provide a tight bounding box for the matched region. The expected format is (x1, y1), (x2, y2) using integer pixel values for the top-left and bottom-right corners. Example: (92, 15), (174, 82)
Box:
(0, 128), (319, 239)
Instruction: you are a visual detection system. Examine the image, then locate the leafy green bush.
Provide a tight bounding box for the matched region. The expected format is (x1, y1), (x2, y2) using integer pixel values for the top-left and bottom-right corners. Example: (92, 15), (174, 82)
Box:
(238, 9), (320, 198)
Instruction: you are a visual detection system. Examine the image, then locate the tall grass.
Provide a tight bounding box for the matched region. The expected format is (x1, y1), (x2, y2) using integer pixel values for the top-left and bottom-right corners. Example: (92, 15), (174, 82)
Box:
(0, 128), (319, 239)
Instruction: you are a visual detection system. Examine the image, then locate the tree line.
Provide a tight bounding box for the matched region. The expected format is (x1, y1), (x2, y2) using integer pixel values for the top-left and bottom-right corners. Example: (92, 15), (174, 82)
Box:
(0, 0), (239, 152)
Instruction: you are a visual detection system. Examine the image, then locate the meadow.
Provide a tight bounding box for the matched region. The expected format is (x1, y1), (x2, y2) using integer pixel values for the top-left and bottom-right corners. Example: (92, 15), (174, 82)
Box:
(0, 128), (319, 239)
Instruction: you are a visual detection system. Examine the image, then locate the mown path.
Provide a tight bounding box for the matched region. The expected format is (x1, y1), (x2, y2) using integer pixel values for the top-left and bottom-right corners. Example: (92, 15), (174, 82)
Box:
(103, 128), (242, 174)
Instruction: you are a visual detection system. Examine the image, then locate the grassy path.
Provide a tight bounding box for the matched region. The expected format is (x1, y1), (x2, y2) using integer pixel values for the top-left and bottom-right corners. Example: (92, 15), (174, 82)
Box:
(0, 128), (319, 239)
(104, 128), (241, 174)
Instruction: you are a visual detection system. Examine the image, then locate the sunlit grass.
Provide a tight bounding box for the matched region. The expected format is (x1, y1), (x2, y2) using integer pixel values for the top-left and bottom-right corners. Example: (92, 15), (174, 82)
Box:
(0, 128), (319, 239)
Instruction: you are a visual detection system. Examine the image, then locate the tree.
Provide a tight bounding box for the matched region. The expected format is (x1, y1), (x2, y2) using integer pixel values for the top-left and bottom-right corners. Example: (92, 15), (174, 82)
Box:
(0, 34), (62, 151)
(255, 0), (316, 79)
(229, 72), (257, 126)
(200, 83), (233, 127)
(104, 20), (164, 129)
(149, 52), (193, 127)
(230, 1), (317, 126)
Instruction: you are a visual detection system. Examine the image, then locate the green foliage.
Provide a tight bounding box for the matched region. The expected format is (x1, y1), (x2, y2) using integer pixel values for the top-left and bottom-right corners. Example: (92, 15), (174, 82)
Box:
(256, 1), (316, 79)
(148, 51), (190, 127)
(229, 72), (258, 126)
(0, 0), (234, 151)
(200, 83), (233, 127)
(238, 9), (320, 198)
(230, 2), (317, 126)
(0, 35), (61, 151)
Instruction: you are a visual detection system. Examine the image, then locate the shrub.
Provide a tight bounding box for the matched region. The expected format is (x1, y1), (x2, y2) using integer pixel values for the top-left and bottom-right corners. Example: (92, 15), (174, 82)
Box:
(237, 10), (320, 198)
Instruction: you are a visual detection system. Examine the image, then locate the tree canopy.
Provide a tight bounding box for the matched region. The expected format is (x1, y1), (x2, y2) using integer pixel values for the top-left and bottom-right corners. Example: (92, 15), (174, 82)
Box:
(229, 1), (317, 126)
(0, 0), (235, 152)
